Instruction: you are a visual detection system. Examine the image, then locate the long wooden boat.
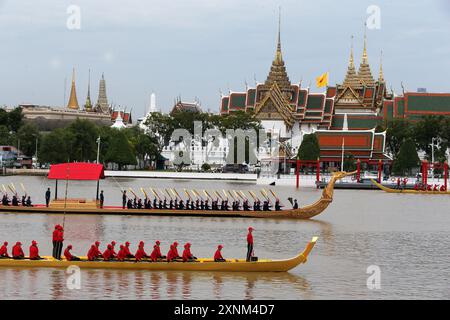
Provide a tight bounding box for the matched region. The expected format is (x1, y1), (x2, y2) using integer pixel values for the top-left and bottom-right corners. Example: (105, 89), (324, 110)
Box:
(0, 237), (317, 272)
(0, 171), (354, 219)
(370, 179), (450, 195)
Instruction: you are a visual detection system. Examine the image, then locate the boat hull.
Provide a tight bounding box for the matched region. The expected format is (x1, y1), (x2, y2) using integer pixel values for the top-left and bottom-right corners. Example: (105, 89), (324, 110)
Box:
(0, 171), (355, 219)
(370, 179), (450, 195)
(0, 237), (317, 272)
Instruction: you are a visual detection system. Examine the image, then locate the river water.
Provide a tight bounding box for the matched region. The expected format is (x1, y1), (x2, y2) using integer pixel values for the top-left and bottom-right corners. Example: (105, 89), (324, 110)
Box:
(0, 175), (449, 300)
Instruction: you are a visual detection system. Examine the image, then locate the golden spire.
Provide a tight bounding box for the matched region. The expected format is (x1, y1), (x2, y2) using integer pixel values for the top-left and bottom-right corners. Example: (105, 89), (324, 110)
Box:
(378, 50), (384, 82)
(343, 35), (360, 88)
(274, 6), (283, 65)
(362, 23), (368, 64)
(349, 35), (355, 68)
(67, 68), (79, 110)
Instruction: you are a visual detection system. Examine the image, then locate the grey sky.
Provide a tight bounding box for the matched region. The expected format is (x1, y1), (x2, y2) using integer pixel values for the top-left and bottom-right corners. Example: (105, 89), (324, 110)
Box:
(0, 0), (449, 117)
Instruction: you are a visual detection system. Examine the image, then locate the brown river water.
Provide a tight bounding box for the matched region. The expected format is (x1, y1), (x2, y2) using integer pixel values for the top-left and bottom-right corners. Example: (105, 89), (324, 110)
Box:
(0, 175), (449, 300)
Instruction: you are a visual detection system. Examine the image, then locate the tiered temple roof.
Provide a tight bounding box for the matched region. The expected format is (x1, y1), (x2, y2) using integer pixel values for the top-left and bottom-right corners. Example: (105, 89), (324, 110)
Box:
(67, 69), (79, 110)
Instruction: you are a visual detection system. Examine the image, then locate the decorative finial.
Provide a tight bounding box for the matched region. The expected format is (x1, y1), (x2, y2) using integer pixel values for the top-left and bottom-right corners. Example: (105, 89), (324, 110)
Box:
(379, 50), (384, 82)
(349, 35), (355, 67)
(72, 68), (76, 83)
(274, 6), (283, 64)
(362, 22), (368, 64)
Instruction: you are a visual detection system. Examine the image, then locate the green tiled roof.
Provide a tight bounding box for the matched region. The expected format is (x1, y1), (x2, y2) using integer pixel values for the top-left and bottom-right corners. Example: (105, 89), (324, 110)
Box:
(298, 89), (308, 107)
(221, 97), (229, 112)
(306, 95), (324, 110)
(396, 99), (405, 116)
(407, 95), (450, 112)
(247, 89), (256, 106)
(331, 116), (381, 129)
(230, 94), (246, 109)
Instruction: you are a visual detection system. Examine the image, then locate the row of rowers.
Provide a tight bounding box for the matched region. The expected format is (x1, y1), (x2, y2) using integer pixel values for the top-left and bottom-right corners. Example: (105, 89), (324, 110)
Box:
(0, 240), (228, 263)
(122, 191), (299, 211)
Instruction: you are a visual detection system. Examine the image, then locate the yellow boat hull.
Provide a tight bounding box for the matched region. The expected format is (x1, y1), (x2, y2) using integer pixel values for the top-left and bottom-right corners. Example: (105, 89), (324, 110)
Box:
(0, 237), (317, 272)
(370, 179), (450, 195)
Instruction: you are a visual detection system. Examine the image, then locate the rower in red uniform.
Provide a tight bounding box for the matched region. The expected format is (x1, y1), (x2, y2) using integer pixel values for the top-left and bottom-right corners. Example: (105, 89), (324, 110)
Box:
(0, 241), (10, 258)
(182, 243), (197, 262)
(166, 244), (176, 262)
(135, 241), (149, 262)
(110, 241), (117, 258)
(87, 245), (98, 261)
(214, 245), (225, 262)
(155, 240), (165, 259)
(12, 242), (24, 259)
(94, 241), (102, 258)
(117, 245), (127, 261)
(29, 240), (42, 260)
(124, 241), (134, 258)
(64, 245), (81, 261)
(55, 225), (64, 260)
(102, 244), (114, 261)
(172, 242), (181, 259)
(52, 225), (59, 259)
(246, 226), (254, 262)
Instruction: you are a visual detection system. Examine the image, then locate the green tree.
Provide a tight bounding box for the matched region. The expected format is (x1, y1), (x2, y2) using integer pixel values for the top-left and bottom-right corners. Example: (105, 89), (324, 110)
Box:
(385, 118), (413, 156)
(124, 126), (160, 169)
(104, 129), (136, 170)
(392, 138), (420, 175)
(39, 129), (71, 164)
(7, 107), (23, 132)
(16, 122), (40, 157)
(297, 133), (320, 161)
(0, 125), (12, 145)
(412, 115), (445, 160)
(67, 118), (99, 161)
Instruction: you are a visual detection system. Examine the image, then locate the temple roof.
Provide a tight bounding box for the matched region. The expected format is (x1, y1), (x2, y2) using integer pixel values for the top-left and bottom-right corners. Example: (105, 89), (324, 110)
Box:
(343, 38), (361, 88)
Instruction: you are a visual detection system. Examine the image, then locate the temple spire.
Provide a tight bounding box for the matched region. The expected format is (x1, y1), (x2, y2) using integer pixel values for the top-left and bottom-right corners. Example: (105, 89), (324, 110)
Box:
(95, 72), (109, 114)
(264, 7), (291, 89)
(343, 35), (360, 88)
(67, 68), (79, 110)
(378, 50), (384, 82)
(84, 69), (93, 111)
(275, 6), (282, 64)
(357, 24), (375, 86)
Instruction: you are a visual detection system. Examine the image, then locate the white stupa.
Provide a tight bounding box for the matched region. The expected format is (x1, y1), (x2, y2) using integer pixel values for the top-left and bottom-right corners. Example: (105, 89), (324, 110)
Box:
(111, 111), (126, 130)
(148, 92), (158, 113)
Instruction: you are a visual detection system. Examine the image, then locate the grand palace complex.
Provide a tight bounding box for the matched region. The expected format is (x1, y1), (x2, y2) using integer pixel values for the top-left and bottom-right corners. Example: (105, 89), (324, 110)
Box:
(219, 24), (450, 168)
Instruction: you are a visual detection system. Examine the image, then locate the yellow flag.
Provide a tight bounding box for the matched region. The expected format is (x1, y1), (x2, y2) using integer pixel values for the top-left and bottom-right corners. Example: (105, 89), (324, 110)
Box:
(316, 72), (329, 88)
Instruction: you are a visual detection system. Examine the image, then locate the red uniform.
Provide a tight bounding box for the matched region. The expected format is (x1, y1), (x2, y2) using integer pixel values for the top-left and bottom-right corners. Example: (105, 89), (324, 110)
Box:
(182, 244), (194, 262)
(214, 247), (224, 260)
(150, 245), (159, 261)
(64, 246), (74, 261)
(94, 242), (102, 257)
(87, 245), (97, 261)
(110, 241), (117, 258)
(0, 242), (9, 257)
(167, 245), (176, 261)
(135, 241), (148, 261)
(29, 241), (40, 259)
(117, 245), (127, 261)
(52, 228), (59, 242)
(103, 245), (114, 261)
(12, 242), (24, 258)
(247, 232), (253, 245)
(124, 242), (133, 257)
(172, 242), (180, 258)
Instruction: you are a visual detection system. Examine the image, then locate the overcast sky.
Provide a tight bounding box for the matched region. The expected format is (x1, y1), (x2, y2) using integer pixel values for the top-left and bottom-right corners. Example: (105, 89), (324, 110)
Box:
(0, 0), (450, 117)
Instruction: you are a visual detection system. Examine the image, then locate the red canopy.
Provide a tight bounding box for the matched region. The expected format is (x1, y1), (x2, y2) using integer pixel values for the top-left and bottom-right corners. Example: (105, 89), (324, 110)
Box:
(48, 163), (105, 181)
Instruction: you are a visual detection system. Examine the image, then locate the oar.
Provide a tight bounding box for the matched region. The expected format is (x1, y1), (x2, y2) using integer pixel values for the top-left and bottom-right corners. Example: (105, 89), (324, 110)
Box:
(204, 190), (215, 201)
(227, 190), (237, 201)
(157, 188), (167, 200)
(184, 189), (192, 201)
(214, 190), (224, 201)
(1, 184), (6, 194)
(222, 189), (230, 200)
(10, 183), (17, 194)
(193, 189), (204, 201)
(269, 188), (283, 206)
(165, 189), (173, 201)
(150, 188), (161, 201)
(260, 189), (270, 203)
(234, 190), (245, 201)
(7, 185), (15, 194)
(249, 190), (260, 202)
(128, 188), (139, 199)
(239, 190), (249, 201)
(140, 187), (148, 199)
(170, 188), (179, 200)
(173, 188), (182, 201)
(20, 183), (27, 195)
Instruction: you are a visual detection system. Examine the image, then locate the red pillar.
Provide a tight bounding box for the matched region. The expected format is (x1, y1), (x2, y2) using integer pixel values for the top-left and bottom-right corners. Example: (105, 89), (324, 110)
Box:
(316, 158), (320, 183)
(356, 159), (361, 183)
(444, 161), (448, 190)
(377, 160), (382, 183)
(296, 159), (300, 189)
(423, 160), (428, 186)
